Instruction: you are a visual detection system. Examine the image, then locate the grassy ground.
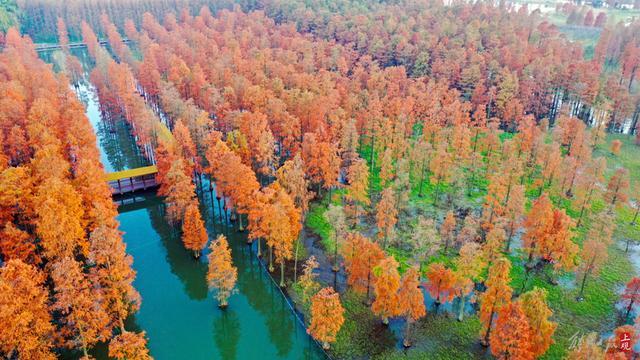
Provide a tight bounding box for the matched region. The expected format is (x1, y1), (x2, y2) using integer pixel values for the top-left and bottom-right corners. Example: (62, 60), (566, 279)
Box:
(301, 132), (640, 359)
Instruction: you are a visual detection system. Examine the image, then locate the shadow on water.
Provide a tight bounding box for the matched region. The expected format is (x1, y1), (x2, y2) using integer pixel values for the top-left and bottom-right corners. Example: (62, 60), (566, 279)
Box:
(212, 308), (240, 359)
(147, 203), (209, 300)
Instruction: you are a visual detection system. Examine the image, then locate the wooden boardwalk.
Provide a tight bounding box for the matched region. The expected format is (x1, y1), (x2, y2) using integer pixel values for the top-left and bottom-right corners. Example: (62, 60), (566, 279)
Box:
(106, 165), (158, 196)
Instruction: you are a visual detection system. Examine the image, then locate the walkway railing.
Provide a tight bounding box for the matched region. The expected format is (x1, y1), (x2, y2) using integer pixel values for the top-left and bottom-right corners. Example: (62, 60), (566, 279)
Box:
(106, 165), (158, 196)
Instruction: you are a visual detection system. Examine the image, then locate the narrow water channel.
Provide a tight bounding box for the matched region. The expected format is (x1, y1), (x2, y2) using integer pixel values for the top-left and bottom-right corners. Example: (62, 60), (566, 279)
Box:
(40, 48), (325, 360)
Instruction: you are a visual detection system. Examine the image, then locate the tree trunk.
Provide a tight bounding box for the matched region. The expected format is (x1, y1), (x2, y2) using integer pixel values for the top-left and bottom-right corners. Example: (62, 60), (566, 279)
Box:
(505, 223), (515, 252)
(629, 106), (639, 135)
(219, 299), (228, 309)
(269, 246), (274, 272)
(443, 236), (449, 256)
(483, 309), (495, 346)
(458, 295), (466, 322)
(333, 230), (339, 272)
(576, 185), (595, 227)
(433, 177), (441, 205)
(403, 319), (413, 347)
(625, 299), (635, 320)
(257, 238), (262, 258)
(369, 135), (376, 173)
(366, 268), (372, 304)
(418, 160), (426, 197)
(577, 271), (589, 300)
(216, 197), (223, 222)
(238, 213), (244, 232)
(280, 262), (285, 287)
(293, 237), (300, 283)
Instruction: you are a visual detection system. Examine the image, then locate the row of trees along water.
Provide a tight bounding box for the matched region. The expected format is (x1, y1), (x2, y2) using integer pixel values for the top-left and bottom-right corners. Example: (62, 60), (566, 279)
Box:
(0, 31), (150, 359)
(2, 1), (640, 358)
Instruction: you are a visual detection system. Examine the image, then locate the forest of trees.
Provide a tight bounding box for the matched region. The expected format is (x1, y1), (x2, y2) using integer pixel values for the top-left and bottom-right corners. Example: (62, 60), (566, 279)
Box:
(1, 0), (640, 359)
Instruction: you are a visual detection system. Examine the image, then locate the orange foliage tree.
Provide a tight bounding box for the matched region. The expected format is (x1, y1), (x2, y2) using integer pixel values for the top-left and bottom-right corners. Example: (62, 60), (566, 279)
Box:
(308, 287), (345, 350)
(604, 167), (630, 211)
(519, 287), (557, 357)
(573, 158), (607, 227)
(521, 193), (578, 291)
(205, 132), (260, 231)
(455, 242), (486, 321)
(429, 143), (452, 205)
(440, 210), (457, 255)
(162, 158), (196, 224)
(302, 133), (340, 197)
(489, 302), (534, 360)
(341, 232), (385, 301)
(410, 216), (440, 271)
(181, 202), (209, 258)
(346, 157), (370, 220)
(424, 262), (457, 306)
(88, 224), (140, 333)
(277, 153), (312, 216)
(0, 260), (55, 360)
(276, 153), (312, 281)
(611, 139), (622, 155)
(34, 178), (86, 260)
(51, 257), (110, 358)
(576, 236), (609, 300)
(206, 235), (237, 308)
(621, 277), (640, 320)
(372, 256), (401, 324)
(502, 184), (525, 251)
(108, 331), (151, 360)
(397, 267), (426, 347)
(263, 183), (302, 287)
(479, 257), (513, 345)
(376, 187), (398, 248)
(483, 227), (506, 267)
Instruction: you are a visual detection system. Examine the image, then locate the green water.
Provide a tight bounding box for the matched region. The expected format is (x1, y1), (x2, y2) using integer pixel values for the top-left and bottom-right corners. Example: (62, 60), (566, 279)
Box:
(43, 47), (325, 359)
(116, 191), (324, 359)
